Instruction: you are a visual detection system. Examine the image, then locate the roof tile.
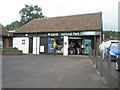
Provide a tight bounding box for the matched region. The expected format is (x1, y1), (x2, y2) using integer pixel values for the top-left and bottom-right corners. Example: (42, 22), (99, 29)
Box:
(15, 12), (102, 33)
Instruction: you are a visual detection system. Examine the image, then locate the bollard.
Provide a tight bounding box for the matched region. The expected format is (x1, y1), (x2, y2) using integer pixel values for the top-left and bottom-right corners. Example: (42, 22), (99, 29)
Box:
(89, 49), (91, 59)
(100, 55), (103, 77)
(91, 49), (94, 64)
(96, 51), (98, 70)
(97, 51), (101, 72)
(108, 55), (112, 86)
(89, 49), (92, 61)
(93, 49), (95, 64)
(118, 72), (120, 89)
(90, 49), (92, 61)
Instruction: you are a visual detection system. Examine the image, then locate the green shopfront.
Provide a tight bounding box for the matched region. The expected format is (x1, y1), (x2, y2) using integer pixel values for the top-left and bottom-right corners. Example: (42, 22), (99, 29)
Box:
(47, 31), (100, 55)
(13, 12), (103, 55)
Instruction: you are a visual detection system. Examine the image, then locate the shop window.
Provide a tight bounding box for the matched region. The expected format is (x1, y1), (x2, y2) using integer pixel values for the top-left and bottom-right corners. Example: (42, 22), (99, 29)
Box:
(22, 39), (25, 44)
(56, 40), (63, 53)
(49, 37), (63, 54)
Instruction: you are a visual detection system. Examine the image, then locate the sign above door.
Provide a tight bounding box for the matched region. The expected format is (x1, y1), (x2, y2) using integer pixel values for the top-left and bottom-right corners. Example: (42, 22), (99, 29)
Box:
(48, 31), (100, 37)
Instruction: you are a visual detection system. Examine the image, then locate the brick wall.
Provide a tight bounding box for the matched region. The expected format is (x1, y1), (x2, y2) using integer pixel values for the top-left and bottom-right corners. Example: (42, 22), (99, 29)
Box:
(2, 50), (22, 55)
(5, 38), (9, 48)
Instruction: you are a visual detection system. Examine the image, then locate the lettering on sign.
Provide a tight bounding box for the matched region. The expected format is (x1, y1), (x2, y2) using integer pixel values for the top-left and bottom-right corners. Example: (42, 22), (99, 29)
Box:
(48, 31), (99, 36)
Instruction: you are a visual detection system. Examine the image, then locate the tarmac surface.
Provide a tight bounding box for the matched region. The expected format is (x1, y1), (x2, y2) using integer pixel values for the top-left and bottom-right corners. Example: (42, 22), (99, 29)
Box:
(2, 55), (109, 88)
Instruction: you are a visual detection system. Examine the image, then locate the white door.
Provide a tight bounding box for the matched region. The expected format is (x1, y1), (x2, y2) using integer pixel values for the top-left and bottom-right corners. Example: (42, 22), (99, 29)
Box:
(63, 36), (68, 56)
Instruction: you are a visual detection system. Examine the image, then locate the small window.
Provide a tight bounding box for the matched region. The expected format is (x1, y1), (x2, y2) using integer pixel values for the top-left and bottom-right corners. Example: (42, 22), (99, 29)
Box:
(22, 39), (25, 44)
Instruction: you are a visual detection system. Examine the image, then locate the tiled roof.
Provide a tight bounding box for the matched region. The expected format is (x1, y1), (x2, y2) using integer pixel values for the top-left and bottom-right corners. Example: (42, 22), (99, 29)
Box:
(15, 12), (102, 33)
(0, 24), (8, 36)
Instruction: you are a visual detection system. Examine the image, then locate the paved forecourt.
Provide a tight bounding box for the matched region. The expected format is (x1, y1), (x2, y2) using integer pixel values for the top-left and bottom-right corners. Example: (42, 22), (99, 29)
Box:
(2, 55), (108, 88)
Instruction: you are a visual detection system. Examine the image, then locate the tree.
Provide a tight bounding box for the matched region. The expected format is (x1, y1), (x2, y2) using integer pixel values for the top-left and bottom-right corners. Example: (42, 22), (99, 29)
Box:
(19, 4), (45, 25)
(5, 21), (21, 30)
(103, 31), (119, 40)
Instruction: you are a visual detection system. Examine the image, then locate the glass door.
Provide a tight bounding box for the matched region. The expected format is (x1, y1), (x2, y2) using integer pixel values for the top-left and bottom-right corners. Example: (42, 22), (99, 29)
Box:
(82, 39), (91, 54)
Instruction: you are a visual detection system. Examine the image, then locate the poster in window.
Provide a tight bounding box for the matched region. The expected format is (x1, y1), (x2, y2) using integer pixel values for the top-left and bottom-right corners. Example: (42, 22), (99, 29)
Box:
(40, 46), (44, 52)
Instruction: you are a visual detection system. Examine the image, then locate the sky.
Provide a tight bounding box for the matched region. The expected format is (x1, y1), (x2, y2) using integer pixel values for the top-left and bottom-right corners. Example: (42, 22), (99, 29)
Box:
(0, 0), (119, 31)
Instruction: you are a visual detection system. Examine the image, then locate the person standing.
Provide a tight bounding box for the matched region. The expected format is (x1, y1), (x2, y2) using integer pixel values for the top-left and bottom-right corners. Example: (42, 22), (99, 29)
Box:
(77, 41), (81, 55)
(53, 41), (57, 55)
(99, 42), (106, 59)
(69, 41), (75, 55)
(76, 47), (80, 55)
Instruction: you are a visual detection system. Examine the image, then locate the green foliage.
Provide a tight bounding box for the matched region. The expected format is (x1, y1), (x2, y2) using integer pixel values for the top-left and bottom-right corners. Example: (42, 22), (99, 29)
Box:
(5, 4), (45, 30)
(5, 21), (21, 30)
(19, 4), (45, 25)
(4, 47), (18, 50)
(103, 31), (120, 40)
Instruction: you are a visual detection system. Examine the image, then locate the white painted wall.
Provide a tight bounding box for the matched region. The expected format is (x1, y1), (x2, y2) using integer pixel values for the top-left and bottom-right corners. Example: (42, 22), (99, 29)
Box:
(33, 37), (40, 55)
(13, 37), (29, 54)
(63, 36), (68, 56)
(0, 38), (3, 49)
(33, 37), (36, 54)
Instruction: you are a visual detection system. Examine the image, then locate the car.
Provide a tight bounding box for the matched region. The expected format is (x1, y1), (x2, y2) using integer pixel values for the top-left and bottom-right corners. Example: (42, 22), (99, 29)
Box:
(107, 43), (120, 60)
(115, 57), (120, 71)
